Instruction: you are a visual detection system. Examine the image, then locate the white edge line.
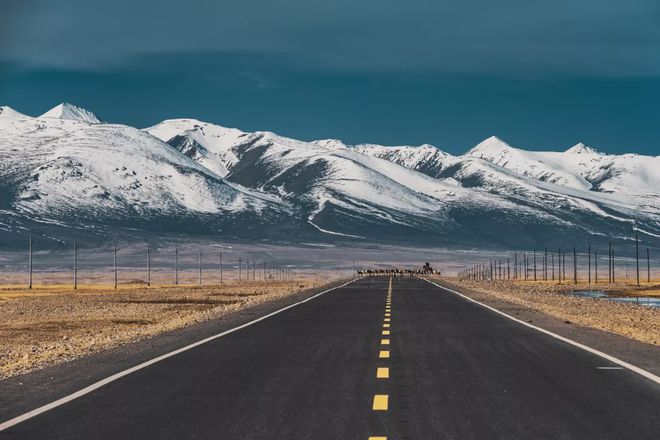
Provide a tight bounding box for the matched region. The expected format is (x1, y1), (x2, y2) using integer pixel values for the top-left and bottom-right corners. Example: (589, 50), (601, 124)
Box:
(421, 277), (660, 386)
(0, 279), (357, 432)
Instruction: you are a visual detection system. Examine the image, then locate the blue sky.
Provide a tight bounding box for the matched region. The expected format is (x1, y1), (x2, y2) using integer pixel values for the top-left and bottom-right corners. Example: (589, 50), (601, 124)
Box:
(1, 0), (659, 154)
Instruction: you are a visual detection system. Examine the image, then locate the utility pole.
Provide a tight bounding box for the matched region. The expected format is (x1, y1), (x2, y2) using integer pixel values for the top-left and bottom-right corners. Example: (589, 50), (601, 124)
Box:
(635, 234), (640, 286)
(573, 247), (577, 284)
(238, 258), (242, 281)
(594, 250), (598, 284)
(608, 242), (612, 283)
(198, 251), (202, 285)
(514, 252), (517, 279)
(28, 235), (33, 290)
(114, 243), (118, 289)
(533, 250), (537, 281)
(147, 245), (151, 287)
(175, 246), (179, 286)
(551, 252), (555, 281)
(612, 244), (615, 283)
(74, 240), (78, 290)
(557, 249), (561, 284)
(588, 244), (591, 285)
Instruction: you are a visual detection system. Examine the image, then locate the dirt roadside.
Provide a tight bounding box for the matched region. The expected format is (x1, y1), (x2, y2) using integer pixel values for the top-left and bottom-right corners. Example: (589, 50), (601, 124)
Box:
(0, 279), (334, 379)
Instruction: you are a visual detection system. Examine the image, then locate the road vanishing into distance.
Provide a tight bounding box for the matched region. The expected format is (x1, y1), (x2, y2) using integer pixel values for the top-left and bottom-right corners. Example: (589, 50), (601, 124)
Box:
(1, 277), (659, 439)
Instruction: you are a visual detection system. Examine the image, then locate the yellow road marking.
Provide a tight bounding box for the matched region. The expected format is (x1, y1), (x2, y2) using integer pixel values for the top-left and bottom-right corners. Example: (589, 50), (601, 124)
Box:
(383, 323), (390, 328)
(384, 318), (390, 322)
(382, 330), (390, 335)
(379, 350), (390, 358)
(384, 313), (390, 317)
(377, 367), (389, 378)
(373, 394), (389, 410)
(381, 339), (390, 345)
(368, 437), (387, 440)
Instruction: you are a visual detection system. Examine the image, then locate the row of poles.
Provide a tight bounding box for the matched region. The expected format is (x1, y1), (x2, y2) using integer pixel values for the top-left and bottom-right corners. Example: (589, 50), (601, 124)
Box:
(458, 236), (653, 285)
(26, 237), (295, 289)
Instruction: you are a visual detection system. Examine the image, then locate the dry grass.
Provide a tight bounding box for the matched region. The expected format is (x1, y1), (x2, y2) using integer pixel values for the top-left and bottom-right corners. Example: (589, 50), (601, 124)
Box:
(0, 279), (329, 379)
(434, 277), (660, 346)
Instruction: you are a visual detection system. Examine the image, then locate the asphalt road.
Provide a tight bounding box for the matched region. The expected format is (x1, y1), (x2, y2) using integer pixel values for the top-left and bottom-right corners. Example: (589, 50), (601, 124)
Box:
(1, 277), (659, 439)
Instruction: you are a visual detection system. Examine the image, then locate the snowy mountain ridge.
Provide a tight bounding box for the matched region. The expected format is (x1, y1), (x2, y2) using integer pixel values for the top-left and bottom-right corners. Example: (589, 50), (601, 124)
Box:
(39, 103), (102, 124)
(1, 103), (658, 248)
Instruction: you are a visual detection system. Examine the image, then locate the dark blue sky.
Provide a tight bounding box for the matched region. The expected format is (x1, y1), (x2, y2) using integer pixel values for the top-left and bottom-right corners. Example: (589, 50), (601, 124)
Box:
(1, 0), (659, 154)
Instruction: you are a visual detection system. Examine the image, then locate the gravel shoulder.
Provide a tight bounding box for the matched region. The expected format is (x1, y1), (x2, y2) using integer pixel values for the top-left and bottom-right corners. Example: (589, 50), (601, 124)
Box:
(0, 279), (339, 379)
(428, 277), (660, 377)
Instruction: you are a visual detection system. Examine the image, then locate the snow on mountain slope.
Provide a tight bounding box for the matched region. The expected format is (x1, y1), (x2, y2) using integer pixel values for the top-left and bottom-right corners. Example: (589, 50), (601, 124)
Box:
(145, 119), (249, 177)
(150, 118), (660, 243)
(40, 103), (101, 124)
(0, 112), (282, 225)
(149, 122), (499, 236)
(2, 103), (659, 247)
(353, 143), (452, 177)
(465, 136), (660, 196)
(356, 137), (660, 230)
(0, 106), (31, 119)
(465, 136), (595, 191)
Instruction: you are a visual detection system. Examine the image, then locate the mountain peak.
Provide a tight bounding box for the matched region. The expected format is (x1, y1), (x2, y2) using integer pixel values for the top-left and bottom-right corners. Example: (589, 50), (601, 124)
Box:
(311, 139), (350, 150)
(39, 103), (101, 123)
(465, 135), (514, 157)
(565, 142), (601, 155)
(0, 106), (30, 119)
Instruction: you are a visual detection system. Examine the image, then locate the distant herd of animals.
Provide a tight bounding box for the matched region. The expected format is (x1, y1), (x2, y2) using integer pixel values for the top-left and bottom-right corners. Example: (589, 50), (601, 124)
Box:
(357, 263), (439, 277)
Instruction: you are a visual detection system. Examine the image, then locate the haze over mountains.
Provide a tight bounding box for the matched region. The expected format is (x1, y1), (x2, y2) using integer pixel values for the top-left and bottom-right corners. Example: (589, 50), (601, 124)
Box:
(1, 103), (658, 249)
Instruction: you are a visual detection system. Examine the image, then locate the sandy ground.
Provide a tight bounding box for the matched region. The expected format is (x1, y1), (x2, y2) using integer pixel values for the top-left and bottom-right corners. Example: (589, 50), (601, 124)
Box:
(0, 278), (332, 379)
(433, 277), (660, 346)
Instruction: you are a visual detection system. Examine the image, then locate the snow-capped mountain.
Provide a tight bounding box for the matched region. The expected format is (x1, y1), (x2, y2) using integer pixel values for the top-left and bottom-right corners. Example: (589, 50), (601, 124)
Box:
(0, 105), (291, 246)
(0, 106), (29, 119)
(353, 143), (451, 178)
(463, 136), (660, 196)
(40, 103), (102, 124)
(1, 103), (658, 249)
(145, 119), (247, 177)
(148, 118), (660, 246)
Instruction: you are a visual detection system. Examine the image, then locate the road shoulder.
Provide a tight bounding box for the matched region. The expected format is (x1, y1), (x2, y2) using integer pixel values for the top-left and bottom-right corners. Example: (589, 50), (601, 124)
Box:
(428, 278), (660, 377)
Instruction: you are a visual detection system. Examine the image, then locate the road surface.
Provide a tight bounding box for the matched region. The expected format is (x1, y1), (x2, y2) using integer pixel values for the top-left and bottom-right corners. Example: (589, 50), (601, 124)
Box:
(1, 277), (659, 439)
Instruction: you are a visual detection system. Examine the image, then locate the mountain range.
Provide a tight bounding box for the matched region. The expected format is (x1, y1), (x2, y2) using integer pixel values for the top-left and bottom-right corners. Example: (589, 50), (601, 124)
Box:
(1, 103), (658, 250)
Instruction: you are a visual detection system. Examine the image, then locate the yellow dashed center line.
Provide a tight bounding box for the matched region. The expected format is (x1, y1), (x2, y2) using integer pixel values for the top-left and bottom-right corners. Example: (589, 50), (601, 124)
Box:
(370, 277), (393, 439)
(377, 367), (389, 379)
(373, 394), (389, 410)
